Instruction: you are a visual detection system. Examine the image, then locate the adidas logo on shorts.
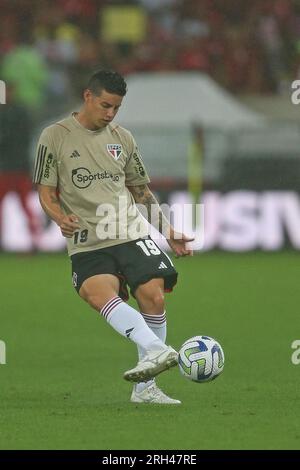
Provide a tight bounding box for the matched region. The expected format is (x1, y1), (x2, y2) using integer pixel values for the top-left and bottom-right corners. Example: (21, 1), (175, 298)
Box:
(158, 262), (168, 269)
(72, 272), (78, 287)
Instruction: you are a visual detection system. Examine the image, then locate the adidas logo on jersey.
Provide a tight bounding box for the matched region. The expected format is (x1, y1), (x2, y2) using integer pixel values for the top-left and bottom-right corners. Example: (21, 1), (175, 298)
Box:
(70, 150), (80, 158)
(158, 262), (168, 269)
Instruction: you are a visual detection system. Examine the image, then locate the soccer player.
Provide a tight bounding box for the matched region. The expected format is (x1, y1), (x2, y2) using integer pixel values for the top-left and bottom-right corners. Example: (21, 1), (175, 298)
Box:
(33, 70), (193, 404)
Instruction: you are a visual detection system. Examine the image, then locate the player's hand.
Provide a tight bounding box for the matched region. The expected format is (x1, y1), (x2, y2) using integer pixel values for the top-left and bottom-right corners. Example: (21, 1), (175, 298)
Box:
(58, 214), (80, 238)
(167, 231), (194, 257)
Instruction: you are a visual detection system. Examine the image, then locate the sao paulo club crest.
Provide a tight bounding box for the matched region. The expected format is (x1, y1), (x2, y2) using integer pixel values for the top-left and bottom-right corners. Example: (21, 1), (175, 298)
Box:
(107, 144), (122, 161)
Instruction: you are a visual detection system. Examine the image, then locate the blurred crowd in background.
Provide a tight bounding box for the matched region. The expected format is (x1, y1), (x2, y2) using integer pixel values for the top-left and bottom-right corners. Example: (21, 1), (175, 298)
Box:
(1, 0), (300, 117)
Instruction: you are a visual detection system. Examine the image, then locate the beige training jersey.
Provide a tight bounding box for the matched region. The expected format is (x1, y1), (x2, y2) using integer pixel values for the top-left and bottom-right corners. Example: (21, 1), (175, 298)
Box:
(33, 113), (150, 256)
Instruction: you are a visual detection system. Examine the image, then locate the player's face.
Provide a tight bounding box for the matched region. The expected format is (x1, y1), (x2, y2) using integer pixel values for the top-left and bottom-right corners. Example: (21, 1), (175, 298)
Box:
(85, 89), (123, 129)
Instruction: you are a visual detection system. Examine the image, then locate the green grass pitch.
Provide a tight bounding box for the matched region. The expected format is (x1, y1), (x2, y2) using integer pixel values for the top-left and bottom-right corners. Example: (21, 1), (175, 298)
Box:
(1, 251), (299, 450)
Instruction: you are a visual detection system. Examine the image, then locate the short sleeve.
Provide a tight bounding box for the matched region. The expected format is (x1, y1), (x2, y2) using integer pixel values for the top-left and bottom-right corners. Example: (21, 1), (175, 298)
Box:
(33, 128), (58, 186)
(125, 134), (150, 186)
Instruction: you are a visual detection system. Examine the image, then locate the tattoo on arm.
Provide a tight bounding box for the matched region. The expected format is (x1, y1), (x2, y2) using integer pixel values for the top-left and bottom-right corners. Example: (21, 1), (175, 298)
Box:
(130, 184), (170, 235)
(50, 193), (61, 207)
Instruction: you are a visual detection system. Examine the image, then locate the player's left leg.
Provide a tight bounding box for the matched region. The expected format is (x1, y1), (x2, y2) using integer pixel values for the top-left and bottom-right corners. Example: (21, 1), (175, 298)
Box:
(135, 278), (166, 364)
(131, 278), (181, 404)
(114, 237), (179, 396)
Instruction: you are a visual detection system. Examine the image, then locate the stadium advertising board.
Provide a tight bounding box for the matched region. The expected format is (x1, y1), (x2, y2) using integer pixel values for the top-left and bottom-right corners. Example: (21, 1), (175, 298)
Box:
(2, 190), (300, 252)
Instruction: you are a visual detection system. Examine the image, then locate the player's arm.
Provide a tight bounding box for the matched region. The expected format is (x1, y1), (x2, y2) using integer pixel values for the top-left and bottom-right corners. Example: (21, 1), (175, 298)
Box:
(37, 184), (80, 238)
(127, 184), (193, 256)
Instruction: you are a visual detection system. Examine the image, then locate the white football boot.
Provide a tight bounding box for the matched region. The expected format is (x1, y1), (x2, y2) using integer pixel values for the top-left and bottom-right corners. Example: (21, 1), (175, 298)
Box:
(131, 383), (181, 404)
(123, 346), (178, 383)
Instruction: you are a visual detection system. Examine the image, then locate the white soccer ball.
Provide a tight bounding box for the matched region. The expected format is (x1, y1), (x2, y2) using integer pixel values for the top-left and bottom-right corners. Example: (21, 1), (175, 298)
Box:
(178, 335), (225, 383)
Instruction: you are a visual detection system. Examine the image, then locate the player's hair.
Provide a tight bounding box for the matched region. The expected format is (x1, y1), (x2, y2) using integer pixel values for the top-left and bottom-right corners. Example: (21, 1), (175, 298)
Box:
(87, 70), (127, 97)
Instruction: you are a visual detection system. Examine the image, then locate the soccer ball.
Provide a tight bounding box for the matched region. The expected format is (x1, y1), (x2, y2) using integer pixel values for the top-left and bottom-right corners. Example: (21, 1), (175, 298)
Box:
(178, 335), (225, 383)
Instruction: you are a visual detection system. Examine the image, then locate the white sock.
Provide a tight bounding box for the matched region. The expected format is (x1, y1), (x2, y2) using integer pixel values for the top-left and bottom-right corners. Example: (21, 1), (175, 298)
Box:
(136, 312), (167, 393)
(100, 297), (166, 353)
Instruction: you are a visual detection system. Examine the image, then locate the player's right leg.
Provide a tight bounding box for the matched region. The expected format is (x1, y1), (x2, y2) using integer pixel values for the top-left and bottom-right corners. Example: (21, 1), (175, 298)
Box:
(78, 274), (177, 382)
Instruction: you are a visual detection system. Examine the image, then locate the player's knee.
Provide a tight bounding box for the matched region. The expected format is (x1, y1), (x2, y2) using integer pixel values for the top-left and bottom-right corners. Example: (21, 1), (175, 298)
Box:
(80, 288), (106, 311)
(83, 293), (103, 311)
